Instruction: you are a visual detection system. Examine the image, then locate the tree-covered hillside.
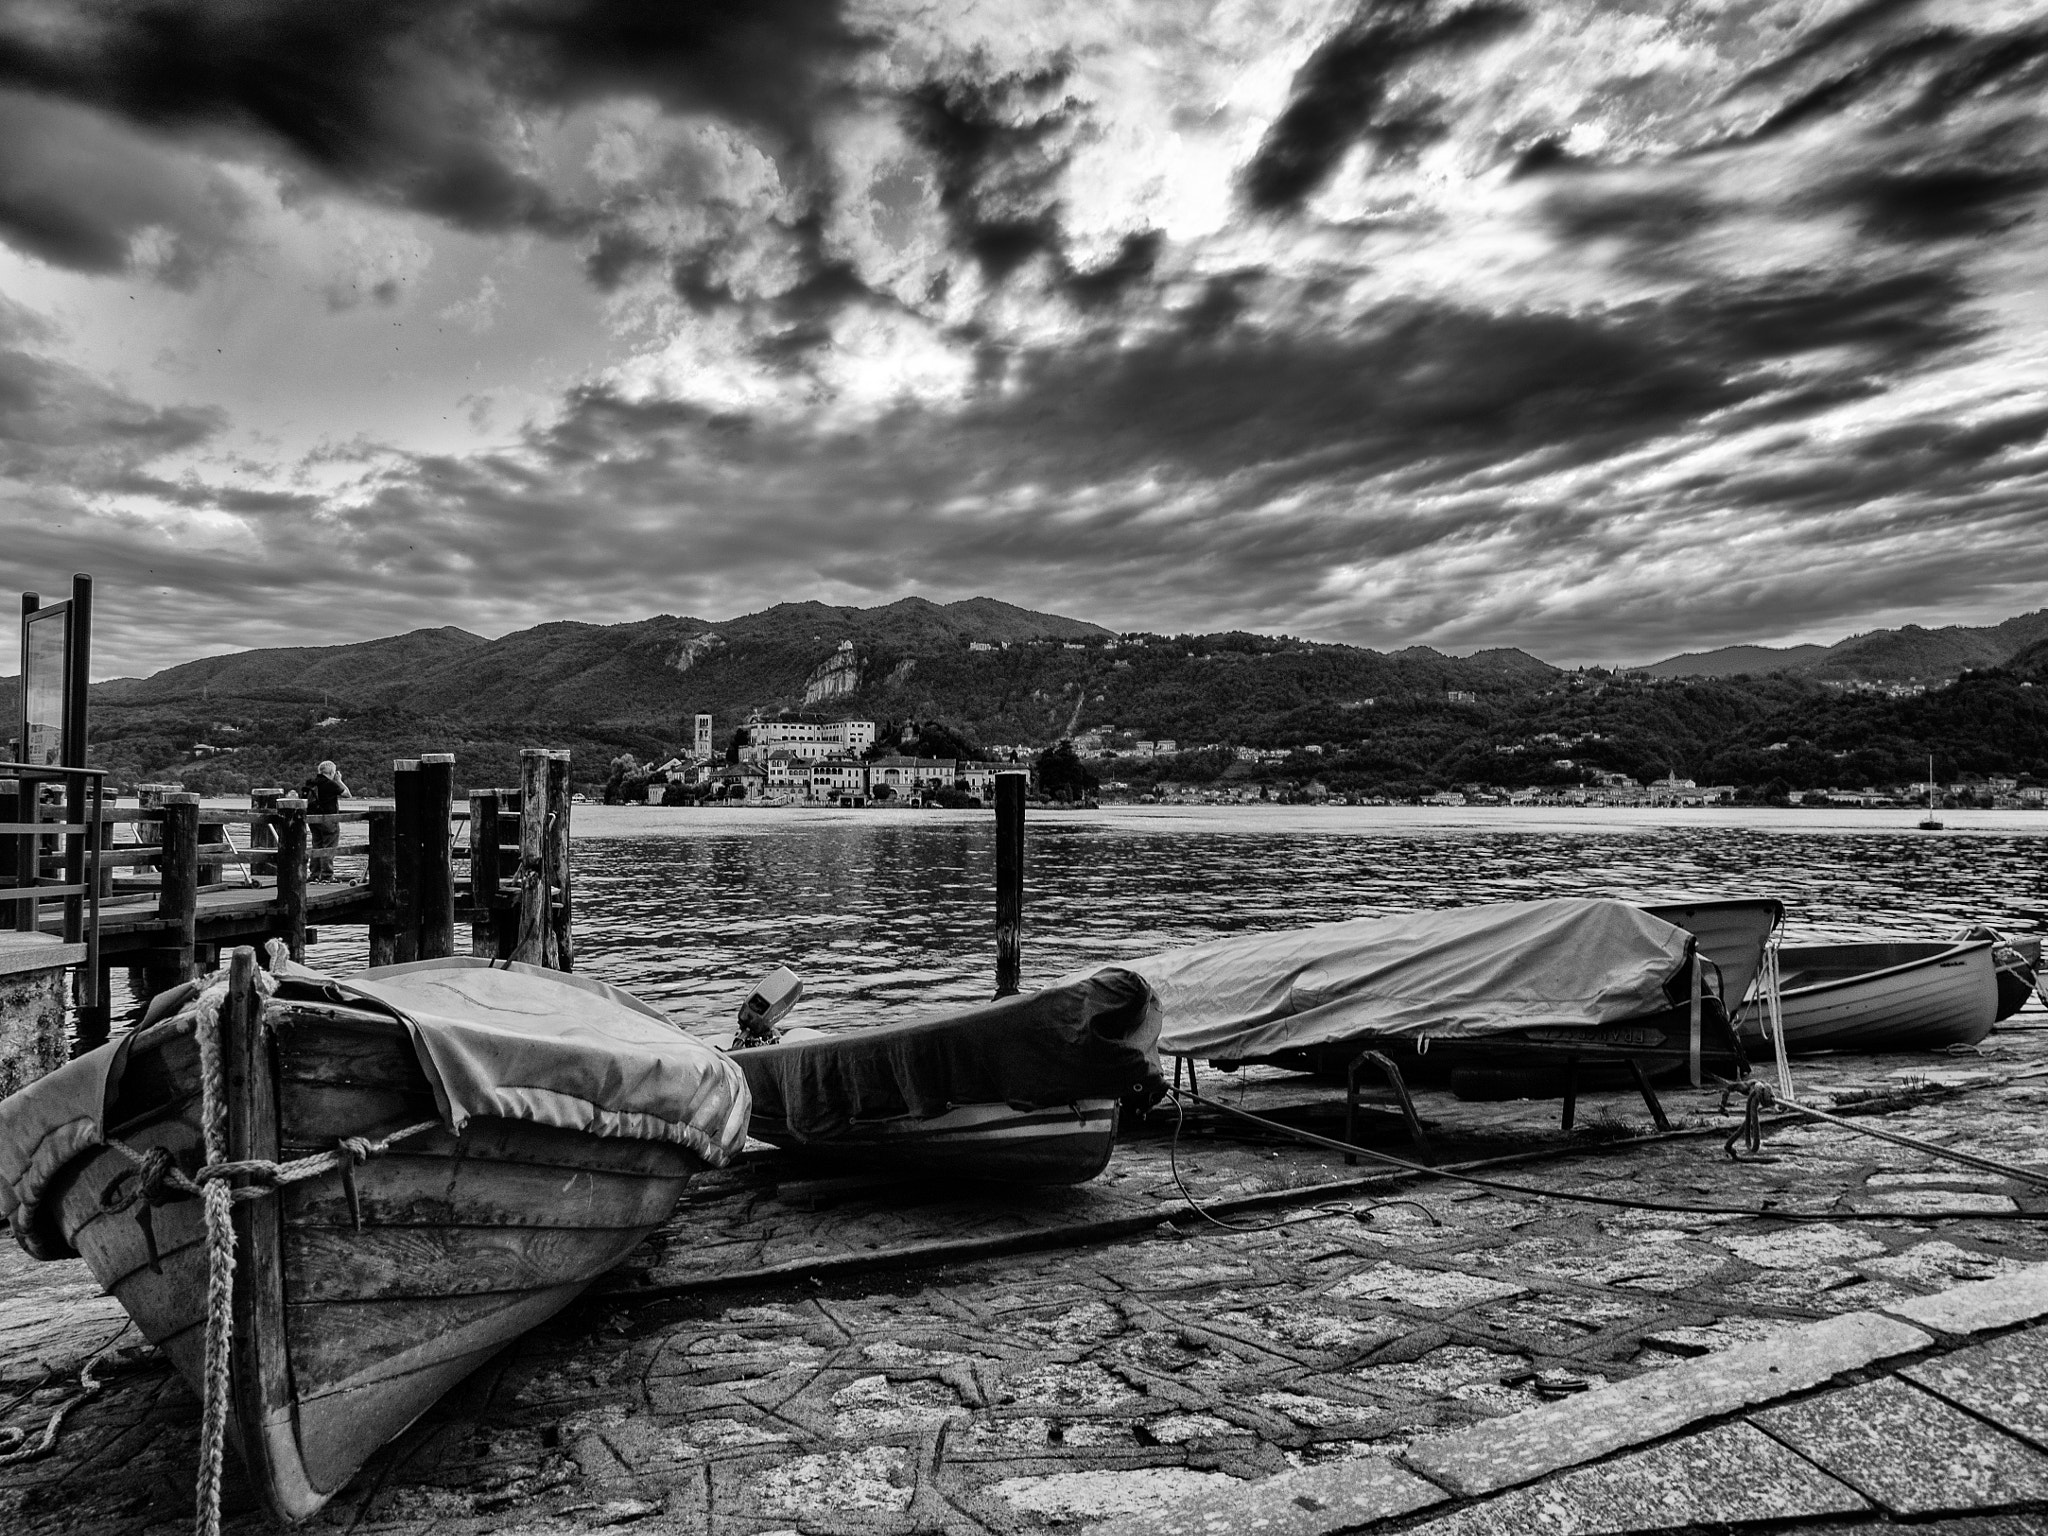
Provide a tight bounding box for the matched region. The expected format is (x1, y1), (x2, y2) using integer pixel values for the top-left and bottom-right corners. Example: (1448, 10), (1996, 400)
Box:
(6, 598), (2045, 798)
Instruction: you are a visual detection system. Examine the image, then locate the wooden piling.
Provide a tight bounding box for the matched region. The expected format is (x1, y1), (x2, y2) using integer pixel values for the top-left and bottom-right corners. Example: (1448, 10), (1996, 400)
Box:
(157, 792), (200, 984)
(390, 759), (421, 966)
(417, 753), (456, 960)
(366, 808), (398, 967)
(994, 773), (1024, 997)
(546, 750), (573, 973)
(468, 790), (501, 958)
(512, 750), (551, 966)
(275, 796), (308, 963)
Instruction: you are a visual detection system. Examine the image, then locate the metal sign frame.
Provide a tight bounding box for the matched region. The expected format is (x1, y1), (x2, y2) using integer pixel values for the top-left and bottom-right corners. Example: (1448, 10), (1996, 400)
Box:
(17, 576), (90, 770)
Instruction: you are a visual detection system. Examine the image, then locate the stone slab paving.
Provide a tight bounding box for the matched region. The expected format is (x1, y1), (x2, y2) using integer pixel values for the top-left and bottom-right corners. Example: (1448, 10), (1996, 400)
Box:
(1906, 1328), (2048, 1449)
(1401, 1422), (1871, 1536)
(3, 1032), (2048, 1535)
(1401, 1310), (1933, 1497)
(1755, 1377), (2048, 1517)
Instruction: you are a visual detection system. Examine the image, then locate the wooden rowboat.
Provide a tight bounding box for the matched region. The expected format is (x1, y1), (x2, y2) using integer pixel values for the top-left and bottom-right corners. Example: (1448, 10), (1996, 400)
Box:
(1, 951), (736, 1524)
(744, 1094), (1124, 1184)
(1757, 938), (1998, 1054)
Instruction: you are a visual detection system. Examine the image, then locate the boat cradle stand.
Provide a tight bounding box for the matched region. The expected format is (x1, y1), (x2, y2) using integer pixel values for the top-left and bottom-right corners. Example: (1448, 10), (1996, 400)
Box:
(1561, 1054), (1674, 1135)
(1170, 1054), (1439, 1166)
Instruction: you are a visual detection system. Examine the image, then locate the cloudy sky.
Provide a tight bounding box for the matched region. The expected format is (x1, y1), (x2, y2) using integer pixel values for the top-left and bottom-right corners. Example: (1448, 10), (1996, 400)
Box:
(2, 0), (2045, 677)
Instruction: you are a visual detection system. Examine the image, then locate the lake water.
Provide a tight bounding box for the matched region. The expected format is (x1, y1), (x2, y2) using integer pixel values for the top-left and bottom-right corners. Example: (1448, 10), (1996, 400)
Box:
(285, 803), (2047, 1042)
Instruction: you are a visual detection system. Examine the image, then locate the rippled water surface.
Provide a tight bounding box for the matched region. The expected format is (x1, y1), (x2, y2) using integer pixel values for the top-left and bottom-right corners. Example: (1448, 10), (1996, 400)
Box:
(301, 804), (2042, 1043)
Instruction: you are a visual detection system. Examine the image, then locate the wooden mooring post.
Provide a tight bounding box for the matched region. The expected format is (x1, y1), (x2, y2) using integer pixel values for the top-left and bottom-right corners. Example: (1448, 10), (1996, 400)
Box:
(390, 759), (422, 966)
(994, 772), (1024, 997)
(418, 753), (456, 960)
(154, 792), (200, 989)
(275, 795), (307, 962)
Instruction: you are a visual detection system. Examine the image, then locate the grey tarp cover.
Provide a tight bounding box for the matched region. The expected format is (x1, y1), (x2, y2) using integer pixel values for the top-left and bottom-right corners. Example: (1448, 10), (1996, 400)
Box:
(0, 958), (749, 1260)
(330, 959), (750, 1166)
(1098, 897), (1694, 1061)
(731, 968), (1161, 1143)
(0, 1036), (136, 1259)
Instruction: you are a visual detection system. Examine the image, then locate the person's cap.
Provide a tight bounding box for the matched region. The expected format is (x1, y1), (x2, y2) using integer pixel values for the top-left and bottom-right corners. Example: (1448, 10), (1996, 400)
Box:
(318, 760), (337, 776)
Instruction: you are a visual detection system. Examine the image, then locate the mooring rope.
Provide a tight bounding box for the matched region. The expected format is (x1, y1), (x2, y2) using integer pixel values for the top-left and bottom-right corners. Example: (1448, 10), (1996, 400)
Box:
(89, 967), (438, 1536)
(194, 989), (234, 1536)
(0, 1353), (105, 1466)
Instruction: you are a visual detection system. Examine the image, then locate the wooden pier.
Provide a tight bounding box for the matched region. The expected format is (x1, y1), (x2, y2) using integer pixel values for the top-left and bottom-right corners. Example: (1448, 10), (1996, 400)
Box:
(10, 748), (573, 1044)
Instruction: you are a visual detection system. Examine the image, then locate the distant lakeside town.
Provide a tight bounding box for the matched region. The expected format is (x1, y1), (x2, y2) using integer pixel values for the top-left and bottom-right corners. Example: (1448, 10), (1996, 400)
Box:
(620, 710), (2045, 813)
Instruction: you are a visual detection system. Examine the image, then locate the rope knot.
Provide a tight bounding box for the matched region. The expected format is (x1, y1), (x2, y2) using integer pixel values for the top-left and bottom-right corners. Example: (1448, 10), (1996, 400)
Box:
(100, 1145), (195, 1274)
(1723, 1078), (1778, 1162)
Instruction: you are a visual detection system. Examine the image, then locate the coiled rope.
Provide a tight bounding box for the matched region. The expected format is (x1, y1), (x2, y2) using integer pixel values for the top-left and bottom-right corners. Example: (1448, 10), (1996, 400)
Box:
(92, 966), (437, 1536)
(0, 1352), (107, 1466)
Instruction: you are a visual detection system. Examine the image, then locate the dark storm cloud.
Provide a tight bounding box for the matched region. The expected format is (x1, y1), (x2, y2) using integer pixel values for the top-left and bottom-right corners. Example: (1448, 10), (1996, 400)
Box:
(0, 89), (247, 283)
(187, 248), (2011, 669)
(904, 65), (1080, 281)
(1242, 0), (1527, 213)
(0, 0), (863, 275)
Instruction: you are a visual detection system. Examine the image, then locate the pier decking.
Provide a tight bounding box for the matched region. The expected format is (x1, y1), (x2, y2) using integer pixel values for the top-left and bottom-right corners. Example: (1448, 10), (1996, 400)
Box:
(9, 746), (572, 1039)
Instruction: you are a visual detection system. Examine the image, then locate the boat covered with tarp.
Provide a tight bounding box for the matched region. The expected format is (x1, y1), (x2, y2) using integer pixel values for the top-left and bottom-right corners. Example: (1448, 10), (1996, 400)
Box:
(730, 969), (1163, 1184)
(0, 951), (747, 1525)
(1101, 897), (1750, 1088)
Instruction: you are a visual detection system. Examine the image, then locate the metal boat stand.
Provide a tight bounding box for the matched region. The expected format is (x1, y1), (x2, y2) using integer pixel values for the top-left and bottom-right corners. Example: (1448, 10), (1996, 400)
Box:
(1559, 1054), (1672, 1133)
(1346, 1050), (1434, 1165)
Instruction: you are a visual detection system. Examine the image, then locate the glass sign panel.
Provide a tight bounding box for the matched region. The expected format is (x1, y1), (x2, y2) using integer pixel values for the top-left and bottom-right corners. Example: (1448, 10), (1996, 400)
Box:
(22, 606), (68, 767)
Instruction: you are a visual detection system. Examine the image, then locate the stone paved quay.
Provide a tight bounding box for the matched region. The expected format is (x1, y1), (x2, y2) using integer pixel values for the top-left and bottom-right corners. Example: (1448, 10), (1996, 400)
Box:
(5, 1020), (2048, 1535)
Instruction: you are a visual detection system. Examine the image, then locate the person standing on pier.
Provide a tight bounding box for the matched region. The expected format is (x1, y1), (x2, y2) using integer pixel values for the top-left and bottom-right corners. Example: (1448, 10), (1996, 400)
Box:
(299, 759), (350, 881)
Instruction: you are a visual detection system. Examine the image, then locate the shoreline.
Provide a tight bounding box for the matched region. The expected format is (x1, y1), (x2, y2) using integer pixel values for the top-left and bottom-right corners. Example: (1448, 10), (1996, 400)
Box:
(564, 800), (2048, 840)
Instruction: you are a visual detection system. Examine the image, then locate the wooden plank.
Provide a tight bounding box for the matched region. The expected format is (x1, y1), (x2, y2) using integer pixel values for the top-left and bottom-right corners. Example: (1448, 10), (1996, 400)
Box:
(274, 1012), (420, 1089)
(275, 1086), (702, 1176)
(281, 1153), (690, 1231)
(279, 1081), (444, 1142)
(222, 942), (325, 1519)
(286, 1283), (585, 1404)
(284, 1222), (651, 1301)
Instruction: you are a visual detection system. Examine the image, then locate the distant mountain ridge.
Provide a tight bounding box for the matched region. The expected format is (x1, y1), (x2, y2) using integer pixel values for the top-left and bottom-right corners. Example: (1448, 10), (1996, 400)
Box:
(1637, 610), (2048, 681)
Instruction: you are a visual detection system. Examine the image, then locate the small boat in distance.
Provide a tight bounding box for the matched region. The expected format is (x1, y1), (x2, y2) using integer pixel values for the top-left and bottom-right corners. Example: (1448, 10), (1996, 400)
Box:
(1755, 937), (1998, 1054)
(1919, 753), (1943, 830)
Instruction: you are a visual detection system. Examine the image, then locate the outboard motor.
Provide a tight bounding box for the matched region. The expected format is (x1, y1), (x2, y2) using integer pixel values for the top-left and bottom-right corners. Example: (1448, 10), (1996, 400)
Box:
(732, 965), (805, 1047)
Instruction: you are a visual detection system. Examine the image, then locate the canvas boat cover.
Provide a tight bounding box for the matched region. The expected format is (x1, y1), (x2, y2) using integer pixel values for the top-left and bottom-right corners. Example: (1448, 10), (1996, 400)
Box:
(335, 959), (749, 1163)
(0, 957), (749, 1260)
(1102, 898), (1695, 1061)
(732, 968), (1161, 1143)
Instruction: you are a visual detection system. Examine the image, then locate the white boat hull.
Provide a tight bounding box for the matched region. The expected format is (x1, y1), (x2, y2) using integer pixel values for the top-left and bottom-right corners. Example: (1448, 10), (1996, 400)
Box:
(1750, 939), (1998, 1054)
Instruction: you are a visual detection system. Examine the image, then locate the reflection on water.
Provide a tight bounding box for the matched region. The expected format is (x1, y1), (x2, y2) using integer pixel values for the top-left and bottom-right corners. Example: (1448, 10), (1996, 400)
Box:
(284, 806), (2046, 1044)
